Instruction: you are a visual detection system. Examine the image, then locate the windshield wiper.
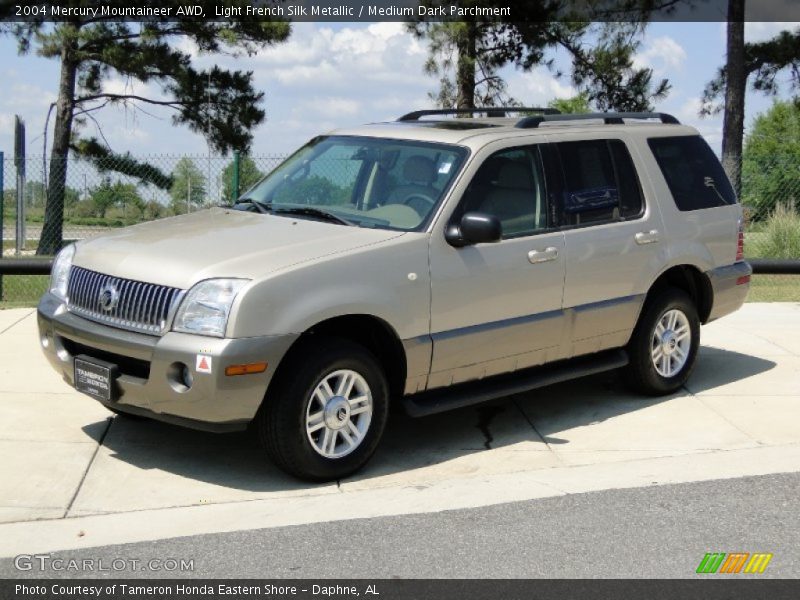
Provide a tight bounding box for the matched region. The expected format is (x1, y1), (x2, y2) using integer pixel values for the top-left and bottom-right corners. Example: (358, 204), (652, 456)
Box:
(271, 206), (355, 226)
(233, 197), (271, 214)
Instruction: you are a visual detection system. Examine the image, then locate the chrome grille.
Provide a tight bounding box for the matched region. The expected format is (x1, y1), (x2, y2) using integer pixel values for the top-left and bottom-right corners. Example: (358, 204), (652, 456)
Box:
(66, 266), (184, 335)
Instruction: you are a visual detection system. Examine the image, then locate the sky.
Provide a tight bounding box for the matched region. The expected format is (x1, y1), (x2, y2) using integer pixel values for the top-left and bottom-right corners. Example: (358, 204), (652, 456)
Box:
(0, 20), (798, 164)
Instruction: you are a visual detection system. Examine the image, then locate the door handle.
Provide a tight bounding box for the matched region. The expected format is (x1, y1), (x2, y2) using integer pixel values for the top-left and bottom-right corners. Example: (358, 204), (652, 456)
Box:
(528, 247), (559, 264)
(634, 230), (660, 245)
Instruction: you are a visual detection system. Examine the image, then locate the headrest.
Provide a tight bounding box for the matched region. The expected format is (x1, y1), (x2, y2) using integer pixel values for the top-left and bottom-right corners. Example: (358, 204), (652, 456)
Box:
(496, 162), (532, 189)
(403, 156), (436, 184)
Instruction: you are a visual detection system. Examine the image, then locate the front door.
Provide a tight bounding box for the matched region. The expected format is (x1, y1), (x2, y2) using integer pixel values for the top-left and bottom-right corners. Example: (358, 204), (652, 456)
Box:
(427, 143), (567, 389)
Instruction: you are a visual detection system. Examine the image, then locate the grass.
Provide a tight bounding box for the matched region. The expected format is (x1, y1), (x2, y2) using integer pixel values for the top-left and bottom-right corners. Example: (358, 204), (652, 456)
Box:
(0, 274), (796, 310)
(745, 203), (800, 259)
(746, 275), (800, 302)
(0, 275), (48, 309)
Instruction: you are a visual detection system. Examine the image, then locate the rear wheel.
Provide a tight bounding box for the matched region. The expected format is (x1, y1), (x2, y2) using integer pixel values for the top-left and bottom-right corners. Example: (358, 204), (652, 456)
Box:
(257, 338), (389, 481)
(625, 287), (700, 395)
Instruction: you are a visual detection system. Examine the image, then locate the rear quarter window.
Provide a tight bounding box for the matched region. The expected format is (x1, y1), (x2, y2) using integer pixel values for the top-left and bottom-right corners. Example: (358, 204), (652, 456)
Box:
(647, 135), (738, 211)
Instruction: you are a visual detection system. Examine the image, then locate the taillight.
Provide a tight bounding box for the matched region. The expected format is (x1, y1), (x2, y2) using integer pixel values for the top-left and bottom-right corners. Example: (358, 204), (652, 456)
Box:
(735, 217), (744, 262)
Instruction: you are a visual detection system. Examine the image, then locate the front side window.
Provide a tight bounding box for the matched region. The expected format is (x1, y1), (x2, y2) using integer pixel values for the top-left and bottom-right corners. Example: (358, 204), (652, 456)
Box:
(240, 136), (468, 231)
(647, 135), (737, 211)
(555, 139), (645, 226)
(456, 145), (549, 239)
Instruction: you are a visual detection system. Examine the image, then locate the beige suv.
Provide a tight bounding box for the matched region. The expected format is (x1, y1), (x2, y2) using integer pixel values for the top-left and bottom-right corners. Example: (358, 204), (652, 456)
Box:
(38, 109), (751, 481)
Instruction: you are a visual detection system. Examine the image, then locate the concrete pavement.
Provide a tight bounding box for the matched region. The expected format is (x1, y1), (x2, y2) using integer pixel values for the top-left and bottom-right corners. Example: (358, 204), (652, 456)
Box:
(0, 302), (798, 556)
(4, 472), (796, 579)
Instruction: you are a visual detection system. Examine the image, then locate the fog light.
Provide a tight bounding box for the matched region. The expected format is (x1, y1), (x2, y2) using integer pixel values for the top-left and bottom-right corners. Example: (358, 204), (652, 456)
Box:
(181, 364), (194, 388)
(40, 334), (50, 349)
(167, 362), (193, 393)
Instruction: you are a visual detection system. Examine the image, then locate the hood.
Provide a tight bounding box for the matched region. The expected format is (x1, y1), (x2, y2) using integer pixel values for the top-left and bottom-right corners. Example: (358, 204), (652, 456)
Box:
(72, 207), (405, 290)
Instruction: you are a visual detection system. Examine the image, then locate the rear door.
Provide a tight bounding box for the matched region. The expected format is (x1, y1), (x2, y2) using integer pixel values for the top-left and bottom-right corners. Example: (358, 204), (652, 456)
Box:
(646, 134), (742, 268)
(552, 135), (664, 357)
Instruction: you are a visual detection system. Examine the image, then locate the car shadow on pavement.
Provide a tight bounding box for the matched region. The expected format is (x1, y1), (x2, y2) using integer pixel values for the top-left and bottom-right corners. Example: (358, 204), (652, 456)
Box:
(82, 346), (775, 494)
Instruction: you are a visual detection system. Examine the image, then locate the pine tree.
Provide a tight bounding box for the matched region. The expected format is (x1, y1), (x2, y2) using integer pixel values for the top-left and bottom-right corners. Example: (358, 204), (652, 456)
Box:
(0, 5), (290, 253)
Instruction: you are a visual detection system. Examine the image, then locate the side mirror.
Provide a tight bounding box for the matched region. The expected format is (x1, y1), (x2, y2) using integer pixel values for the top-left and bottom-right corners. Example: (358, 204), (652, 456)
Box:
(445, 212), (502, 247)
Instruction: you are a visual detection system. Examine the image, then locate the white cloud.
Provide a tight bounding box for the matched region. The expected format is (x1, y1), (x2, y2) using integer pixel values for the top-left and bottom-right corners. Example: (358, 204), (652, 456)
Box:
(366, 22), (406, 41)
(0, 113), (14, 131)
(633, 36), (687, 75)
(506, 68), (576, 105)
(744, 22), (800, 43)
(3, 83), (54, 109)
(298, 96), (361, 118)
(675, 97), (703, 123)
(662, 95), (723, 153)
(251, 23), (428, 90)
(102, 75), (165, 100)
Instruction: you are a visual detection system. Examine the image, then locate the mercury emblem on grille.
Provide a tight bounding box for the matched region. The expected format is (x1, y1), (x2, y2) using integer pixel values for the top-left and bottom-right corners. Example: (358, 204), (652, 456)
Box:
(97, 282), (120, 312)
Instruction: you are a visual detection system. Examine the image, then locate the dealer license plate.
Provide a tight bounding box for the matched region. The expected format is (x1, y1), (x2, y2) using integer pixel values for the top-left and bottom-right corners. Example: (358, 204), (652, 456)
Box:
(74, 355), (118, 402)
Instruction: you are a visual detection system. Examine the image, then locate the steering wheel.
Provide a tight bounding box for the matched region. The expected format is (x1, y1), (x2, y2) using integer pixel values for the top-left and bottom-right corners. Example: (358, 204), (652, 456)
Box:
(401, 193), (436, 217)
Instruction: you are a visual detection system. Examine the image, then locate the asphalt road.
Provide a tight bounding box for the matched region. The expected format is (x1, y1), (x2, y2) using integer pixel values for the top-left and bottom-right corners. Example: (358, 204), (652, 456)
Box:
(3, 471), (798, 579)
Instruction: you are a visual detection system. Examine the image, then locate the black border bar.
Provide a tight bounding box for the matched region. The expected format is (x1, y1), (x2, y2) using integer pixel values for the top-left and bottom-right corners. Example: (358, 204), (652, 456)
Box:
(3, 579), (800, 600)
(4, 0), (800, 23)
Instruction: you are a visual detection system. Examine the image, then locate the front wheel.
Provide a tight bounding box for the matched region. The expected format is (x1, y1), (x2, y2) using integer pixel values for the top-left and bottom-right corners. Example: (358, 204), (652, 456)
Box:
(257, 338), (389, 481)
(625, 287), (700, 395)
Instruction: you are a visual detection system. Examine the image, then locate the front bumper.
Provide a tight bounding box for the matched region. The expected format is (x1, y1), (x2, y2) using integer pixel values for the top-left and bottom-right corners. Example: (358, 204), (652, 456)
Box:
(706, 261), (752, 323)
(37, 293), (298, 431)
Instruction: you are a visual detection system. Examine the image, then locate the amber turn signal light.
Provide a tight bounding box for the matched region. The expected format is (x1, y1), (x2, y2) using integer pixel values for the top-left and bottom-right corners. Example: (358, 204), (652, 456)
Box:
(224, 362), (268, 376)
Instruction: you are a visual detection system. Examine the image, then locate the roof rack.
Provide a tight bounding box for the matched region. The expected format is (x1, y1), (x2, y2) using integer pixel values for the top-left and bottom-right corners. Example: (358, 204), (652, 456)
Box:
(515, 112), (680, 129)
(398, 107), (561, 121)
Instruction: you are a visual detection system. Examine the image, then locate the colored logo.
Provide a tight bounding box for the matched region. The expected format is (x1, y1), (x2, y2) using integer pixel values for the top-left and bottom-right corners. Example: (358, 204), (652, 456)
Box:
(97, 282), (120, 312)
(696, 552), (773, 574)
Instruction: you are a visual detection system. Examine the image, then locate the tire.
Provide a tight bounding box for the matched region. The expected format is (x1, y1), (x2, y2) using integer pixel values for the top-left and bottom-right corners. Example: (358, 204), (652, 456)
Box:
(257, 337), (390, 481)
(625, 286), (700, 396)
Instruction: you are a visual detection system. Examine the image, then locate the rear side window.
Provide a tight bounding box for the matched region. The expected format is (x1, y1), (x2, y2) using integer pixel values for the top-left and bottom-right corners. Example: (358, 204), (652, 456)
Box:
(647, 136), (737, 210)
(554, 139), (644, 226)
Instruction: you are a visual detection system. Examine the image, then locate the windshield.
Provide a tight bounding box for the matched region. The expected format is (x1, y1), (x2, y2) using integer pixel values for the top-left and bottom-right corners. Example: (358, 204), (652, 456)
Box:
(238, 136), (468, 231)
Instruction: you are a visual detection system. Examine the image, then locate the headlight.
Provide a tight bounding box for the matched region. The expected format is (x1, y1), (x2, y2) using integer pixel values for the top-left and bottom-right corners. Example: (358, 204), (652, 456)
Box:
(172, 278), (248, 338)
(50, 244), (75, 300)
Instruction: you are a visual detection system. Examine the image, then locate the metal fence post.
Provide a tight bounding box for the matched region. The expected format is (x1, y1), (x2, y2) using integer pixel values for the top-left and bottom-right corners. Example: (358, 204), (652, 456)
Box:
(14, 116), (25, 256)
(232, 150), (240, 202)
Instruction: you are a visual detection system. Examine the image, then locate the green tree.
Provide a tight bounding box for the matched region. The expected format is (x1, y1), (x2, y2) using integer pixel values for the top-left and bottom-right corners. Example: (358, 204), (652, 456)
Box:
(88, 178), (117, 218)
(24, 181), (47, 209)
(741, 101), (800, 218)
(0, 6), (290, 254)
(3, 189), (15, 214)
(410, 20), (516, 108)
(170, 158), (206, 214)
(273, 176), (350, 206)
(88, 179), (143, 219)
(548, 92), (592, 114)
(115, 184), (146, 220)
(409, 6), (671, 111)
(702, 14), (800, 194)
(221, 156), (264, 202)
(63, 186), (80, 214)
(21, 182), (79, 212)
(143, 200), (167, 221)
(557, 23), (670, 112)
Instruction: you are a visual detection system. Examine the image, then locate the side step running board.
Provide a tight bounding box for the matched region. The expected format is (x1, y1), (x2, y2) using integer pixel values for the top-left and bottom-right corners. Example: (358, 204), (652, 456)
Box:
(403, 349), (629, 417)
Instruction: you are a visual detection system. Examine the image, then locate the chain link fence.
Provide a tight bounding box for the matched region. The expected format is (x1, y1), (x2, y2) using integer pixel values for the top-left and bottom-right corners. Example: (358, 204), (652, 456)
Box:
(735, 157), (800, 303)
(2, 153), (285, 256)
(1, 151), (798, 305)
(1, 153), (286, 306)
